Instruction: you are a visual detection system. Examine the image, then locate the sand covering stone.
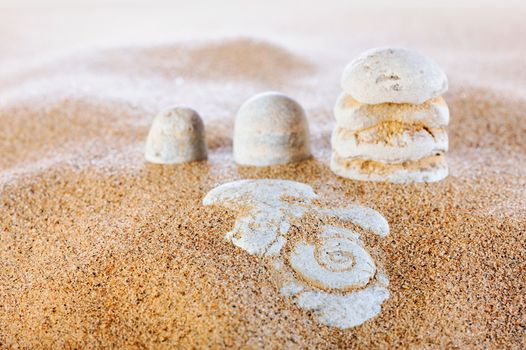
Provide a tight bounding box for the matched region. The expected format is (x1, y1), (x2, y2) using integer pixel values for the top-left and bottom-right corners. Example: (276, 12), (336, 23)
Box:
(0, 22), (525, 350)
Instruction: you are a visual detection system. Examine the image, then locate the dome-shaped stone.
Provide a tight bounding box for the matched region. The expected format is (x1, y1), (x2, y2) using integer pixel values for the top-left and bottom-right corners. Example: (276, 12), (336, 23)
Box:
(233, 92), (311, 166)
(341, 47), (448, 105)
(145, 106), (208, 164)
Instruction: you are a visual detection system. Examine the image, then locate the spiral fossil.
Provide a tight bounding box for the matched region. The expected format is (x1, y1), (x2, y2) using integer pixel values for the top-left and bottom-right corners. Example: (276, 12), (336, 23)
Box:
(203, 179), (390, 329)
(289, 225), (376, 291)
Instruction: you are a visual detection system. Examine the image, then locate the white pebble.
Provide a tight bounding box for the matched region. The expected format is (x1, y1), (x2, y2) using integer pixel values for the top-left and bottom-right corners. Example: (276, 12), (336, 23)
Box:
(331, 125), (449, 163)
(341, 47), (448, 104)
(233, 92), (311, 166)
(145, 106), (208, 164)
(330, 153), (448, 183)
(334, 93), (449, 130)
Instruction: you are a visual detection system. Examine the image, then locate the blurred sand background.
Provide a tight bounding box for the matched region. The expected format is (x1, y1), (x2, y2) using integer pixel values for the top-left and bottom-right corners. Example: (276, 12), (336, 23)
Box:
(1, 0), (525, 349)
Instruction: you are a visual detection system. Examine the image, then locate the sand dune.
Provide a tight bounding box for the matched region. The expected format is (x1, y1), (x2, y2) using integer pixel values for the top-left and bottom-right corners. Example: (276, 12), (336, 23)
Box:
(0, 3), (525, 349)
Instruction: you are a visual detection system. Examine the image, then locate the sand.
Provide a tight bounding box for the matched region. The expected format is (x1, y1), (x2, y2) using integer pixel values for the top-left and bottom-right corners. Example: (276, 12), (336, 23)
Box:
(1, 1), (525, 349)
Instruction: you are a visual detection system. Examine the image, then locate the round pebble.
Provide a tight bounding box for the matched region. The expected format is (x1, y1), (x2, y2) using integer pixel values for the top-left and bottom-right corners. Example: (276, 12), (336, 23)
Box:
(145, 106), (208, 164)
(341, 47), (448, 104)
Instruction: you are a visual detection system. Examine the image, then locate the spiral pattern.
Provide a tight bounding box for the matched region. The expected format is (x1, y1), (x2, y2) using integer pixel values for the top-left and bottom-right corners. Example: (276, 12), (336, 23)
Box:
(289, 227), (376, 291)
(203, 179), (390, 329)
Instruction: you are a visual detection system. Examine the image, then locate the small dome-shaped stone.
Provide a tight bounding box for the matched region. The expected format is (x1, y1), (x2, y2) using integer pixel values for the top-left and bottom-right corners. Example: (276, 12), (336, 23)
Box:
(341, 47), (448, 104)
(233, 92), (311, 166)
(145, 106), (208, 164)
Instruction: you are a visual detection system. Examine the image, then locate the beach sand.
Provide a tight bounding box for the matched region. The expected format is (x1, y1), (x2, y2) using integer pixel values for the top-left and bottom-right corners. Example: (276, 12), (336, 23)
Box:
(1, 1), (525, 348)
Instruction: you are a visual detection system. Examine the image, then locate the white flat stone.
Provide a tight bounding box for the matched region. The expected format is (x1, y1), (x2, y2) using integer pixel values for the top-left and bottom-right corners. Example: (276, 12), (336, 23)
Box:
(233, 92), (311, 166)
(203, 179), (391, 329)
(145, 106), (207, 164)
(203, 179), (317, 256)
(331, 125), (448, 163)
(331, 153), (449, 183)
(341, 47), (448, 104)
(334, 93), (449, 130)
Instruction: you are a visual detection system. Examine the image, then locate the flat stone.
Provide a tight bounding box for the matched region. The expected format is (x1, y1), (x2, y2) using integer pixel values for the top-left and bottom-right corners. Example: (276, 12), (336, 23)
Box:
(341, 47), (448, 104)
(334, 93), (449, 130)
(330, 153), (448, 183)
(331, 125), (448, 163)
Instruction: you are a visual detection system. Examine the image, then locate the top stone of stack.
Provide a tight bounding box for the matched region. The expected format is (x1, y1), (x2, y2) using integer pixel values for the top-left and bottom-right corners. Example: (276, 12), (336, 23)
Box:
(341, 47), (448, 104)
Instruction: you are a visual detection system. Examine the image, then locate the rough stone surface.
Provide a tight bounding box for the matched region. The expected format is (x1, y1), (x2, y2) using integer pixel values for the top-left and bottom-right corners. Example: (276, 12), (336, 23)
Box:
(332, 49), (450, 182)
(341, 47), (448, 104)
(334, 94), (449, 130)
(145, 106), (208, 164)
(331, 125), (448, 163)
(233, 92), (311, 166)
(331, 153), (449, 183)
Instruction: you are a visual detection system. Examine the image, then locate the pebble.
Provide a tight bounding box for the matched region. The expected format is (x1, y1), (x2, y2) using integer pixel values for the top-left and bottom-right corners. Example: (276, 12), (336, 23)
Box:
(330, 153), (448, 183)
(233, 92), (311, 166)
(341, 47), (448, 104)
(331, 125), (448, 163)
(145, 106), (208, 164)
(334, 93), (449, 130)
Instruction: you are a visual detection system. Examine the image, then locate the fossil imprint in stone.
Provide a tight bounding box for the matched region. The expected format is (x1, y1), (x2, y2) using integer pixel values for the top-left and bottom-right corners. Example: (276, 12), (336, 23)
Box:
(203, 179), (390, 328)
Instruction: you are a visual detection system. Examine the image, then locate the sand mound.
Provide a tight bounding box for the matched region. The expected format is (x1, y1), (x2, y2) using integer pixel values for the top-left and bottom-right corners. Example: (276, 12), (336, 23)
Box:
(1, 38), (313, 92)
(89, 38), (314, 84)
(0, 28), (525, 350)
(0, 38), (316, 177)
